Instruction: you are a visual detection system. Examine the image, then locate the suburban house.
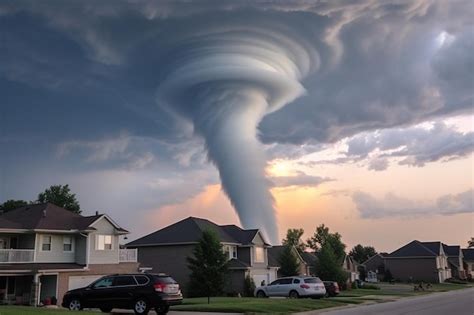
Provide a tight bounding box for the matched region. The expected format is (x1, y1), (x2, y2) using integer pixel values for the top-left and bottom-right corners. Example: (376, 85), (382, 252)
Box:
(443, 244), (466, 280)
(126, 217), (278, 296)
(0, 203), (138, 306)
(301, 252), (318, 276)
(362, 253), (388, 282)
(342, 255), (359, 282)
(385, 240), (451, 283)
(462, 248), (474, 279)
(267, 246), (311, 278)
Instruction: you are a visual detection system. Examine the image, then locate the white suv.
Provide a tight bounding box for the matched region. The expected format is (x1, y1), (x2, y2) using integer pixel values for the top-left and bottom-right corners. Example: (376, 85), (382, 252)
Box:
(254, 276), (326, 299)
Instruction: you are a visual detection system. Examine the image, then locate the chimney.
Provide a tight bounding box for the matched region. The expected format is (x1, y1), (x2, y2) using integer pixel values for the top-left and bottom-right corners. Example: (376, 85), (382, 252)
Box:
(43, 209), (47, 217)
(95, 211), (99, 216)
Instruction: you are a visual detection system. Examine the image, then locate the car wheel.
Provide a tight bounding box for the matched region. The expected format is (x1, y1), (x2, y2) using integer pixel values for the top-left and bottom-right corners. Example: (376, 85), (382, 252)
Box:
(289, 290), (299, 299)
(68, 298), (82, 311)
(100, 307), (113, 313)
(155, 304), (170, 315)
(256, 290), (266, 298)
(134, 298), (150, 315)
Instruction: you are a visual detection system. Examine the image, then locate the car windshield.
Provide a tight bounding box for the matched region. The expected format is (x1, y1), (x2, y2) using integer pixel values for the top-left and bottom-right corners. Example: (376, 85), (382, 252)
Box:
(304, 277), (322, 284)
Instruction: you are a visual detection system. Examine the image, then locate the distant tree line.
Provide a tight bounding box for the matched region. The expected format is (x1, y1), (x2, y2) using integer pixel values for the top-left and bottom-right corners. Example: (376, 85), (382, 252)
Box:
(0, 184), (81, 214)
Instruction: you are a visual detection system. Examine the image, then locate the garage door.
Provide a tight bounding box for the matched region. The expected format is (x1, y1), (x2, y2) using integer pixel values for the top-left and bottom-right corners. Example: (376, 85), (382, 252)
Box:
(68, 275), (104, 290)
(252, 274), (269, 287)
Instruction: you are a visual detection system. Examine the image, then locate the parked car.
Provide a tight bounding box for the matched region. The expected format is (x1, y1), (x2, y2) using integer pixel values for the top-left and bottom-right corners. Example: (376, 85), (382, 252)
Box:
(254, 276), (326, 299)
(62, 273), (182, 315)
(323, 281), (340, 297)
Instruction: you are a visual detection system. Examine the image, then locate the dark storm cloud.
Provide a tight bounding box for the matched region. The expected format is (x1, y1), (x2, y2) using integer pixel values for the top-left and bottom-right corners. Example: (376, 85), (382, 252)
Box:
(1, 0), (473, 238)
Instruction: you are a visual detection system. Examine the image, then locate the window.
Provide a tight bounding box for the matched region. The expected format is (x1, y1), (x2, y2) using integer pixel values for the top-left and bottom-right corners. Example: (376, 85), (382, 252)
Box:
(280, 278), (293, 285)
(113, 276), (137, 286)
(41, 235), (52, 251)
(269, 279), (281, 286)
(134, 275), (149, 285)
(254, 246), (264, 263)
(223, 245), (238, 260)
(293, 278), (300, 284)
(92, 277), (113, 289)
(63, 236), (73, 252)
(96, 235), (113, 250)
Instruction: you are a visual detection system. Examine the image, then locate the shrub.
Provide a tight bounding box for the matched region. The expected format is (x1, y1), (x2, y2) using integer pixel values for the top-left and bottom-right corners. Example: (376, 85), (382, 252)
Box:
(362, 284), (380, 290)
(243, 274), (256, 297)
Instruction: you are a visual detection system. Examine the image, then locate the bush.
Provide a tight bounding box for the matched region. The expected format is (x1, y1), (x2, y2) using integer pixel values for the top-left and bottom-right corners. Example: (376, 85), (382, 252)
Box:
(243, 274), (256, 297)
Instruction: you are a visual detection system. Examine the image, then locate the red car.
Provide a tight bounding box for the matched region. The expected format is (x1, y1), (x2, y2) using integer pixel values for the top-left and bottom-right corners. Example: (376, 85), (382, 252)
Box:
(323, 281), (340, 297)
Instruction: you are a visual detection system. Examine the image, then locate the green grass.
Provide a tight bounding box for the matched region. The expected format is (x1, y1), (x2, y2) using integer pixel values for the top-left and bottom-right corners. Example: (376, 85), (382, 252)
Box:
(171, 297), (351, 314)
(0, 306), (100, 315)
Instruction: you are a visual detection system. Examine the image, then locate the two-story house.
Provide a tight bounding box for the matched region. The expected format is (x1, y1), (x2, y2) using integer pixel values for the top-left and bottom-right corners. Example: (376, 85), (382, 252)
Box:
(385, 240), (451, 283)
(125, 217), (278, 296)
(0, 203), (138, 306)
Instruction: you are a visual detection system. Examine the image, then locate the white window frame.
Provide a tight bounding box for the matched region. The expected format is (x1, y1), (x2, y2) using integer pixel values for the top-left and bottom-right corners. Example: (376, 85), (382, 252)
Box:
(96, 234), (113, 251)
(254, 246), (265, 263)
(41, 235), (52, 252)
(63, 235), (74, 252)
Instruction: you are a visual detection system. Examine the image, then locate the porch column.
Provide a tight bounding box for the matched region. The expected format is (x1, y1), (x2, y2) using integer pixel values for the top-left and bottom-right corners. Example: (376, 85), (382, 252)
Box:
(30, 274), (40, 306)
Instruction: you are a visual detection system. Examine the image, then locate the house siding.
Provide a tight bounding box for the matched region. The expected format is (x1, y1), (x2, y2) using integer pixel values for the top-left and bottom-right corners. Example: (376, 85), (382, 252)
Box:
(385, 258), (441, 283)
(237, 247), (251, 265)
(75, 235), (87, 265)
(35, 233), (76, 263)
(133, 245), (195, 296)
(88, 218), (120, 264)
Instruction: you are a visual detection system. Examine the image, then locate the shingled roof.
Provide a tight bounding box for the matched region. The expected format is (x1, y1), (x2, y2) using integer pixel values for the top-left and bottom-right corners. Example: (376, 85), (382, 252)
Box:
(0, 203), (127, 233)
(387, 240), (439, 258)
(462, 248), (474, 261)
(126, 217), (267, 247)
(442, 244), (461, 257)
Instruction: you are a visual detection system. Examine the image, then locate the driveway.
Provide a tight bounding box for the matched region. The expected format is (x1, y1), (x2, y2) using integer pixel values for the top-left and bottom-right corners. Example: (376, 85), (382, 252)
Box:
(319, 287), (474, 315)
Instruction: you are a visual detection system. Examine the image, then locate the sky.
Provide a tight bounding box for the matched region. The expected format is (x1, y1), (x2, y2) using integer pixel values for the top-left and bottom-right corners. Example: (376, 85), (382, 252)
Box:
(1, 0), (473, 252)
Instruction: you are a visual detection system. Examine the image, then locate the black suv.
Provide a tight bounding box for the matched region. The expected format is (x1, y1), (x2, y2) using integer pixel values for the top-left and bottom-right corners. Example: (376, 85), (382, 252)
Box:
(62, 273), (182, 315)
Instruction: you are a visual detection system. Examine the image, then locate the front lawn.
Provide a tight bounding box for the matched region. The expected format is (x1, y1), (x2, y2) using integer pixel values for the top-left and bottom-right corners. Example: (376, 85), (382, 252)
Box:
(0, 306), (100, 315)
(171, 297), (352, 313)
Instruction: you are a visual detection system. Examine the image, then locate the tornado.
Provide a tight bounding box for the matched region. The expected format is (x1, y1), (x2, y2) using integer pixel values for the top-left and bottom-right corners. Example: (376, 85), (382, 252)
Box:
(157, 28), (317, 244)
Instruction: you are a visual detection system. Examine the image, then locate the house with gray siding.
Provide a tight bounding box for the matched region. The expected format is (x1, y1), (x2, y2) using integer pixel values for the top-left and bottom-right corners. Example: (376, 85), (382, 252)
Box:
(267, 246), (311, 278)
(462, 248), (474, 279)
(362, 253), (388, 282)
(385, 240), (451, 283)
(0, 203), (138, 306)
(126, 217), (278, 296)
(443, 244), (466, 279)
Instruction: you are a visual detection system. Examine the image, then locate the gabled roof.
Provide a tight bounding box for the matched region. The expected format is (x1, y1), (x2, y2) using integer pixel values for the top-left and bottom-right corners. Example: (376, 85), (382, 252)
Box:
(126, 217), (240, 247)
(301, 251), (318, 266)
(420, 241), (443, 255)
(442, 244), (461, 257)
(0, 203), (127, 233)
(220, 225), (259, 245)
(362, 252), (388, 265)
(462, 248), (474, 261)
(228, 258), (250, 269)
(387, 240), (438, 258)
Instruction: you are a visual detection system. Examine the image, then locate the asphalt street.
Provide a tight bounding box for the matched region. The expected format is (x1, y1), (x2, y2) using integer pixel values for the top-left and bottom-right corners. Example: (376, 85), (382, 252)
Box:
(320, 288), (474, 315)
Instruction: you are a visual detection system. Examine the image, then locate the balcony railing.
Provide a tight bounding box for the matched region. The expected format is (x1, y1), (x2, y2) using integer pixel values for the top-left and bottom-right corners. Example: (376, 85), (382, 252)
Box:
(0, 249), (34, 263)
(119, 248), (137, 262)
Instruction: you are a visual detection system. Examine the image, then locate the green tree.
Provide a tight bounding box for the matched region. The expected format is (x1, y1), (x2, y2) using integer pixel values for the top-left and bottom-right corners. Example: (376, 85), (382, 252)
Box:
(307, 224), (346, 263)
(468, 237), (474, 248)
(278, 245), (300, 277)
(0, 199), (29, 213)
(282, 228), (306, 254)
(349, 244), (377, 263)
(37, 184), (81, 214)
(315, 242), (348, 286)
(187, 229), (228, 302)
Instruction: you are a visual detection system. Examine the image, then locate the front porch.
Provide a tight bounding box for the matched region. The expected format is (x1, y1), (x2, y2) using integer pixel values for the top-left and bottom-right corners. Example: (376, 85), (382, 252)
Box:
(0, 274), (58, 306)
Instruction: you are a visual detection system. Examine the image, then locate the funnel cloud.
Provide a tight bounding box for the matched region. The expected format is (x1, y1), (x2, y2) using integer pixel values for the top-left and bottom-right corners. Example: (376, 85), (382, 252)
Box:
(157, 28), (318, 243)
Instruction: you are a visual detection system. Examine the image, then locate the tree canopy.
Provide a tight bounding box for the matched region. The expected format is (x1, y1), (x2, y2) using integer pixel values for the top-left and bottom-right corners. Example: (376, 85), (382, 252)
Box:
(468, 237), (474, 248)
(314, 241), (348, 286)
(37, 184), (81, 214)
(349, 244), (377, 263)
(0, 199), (29, 213)
(187, 229), (228, 301)
(282, 228), (306, 254)
(278, 245), (300, 277)
(307, 224), (346, 263)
